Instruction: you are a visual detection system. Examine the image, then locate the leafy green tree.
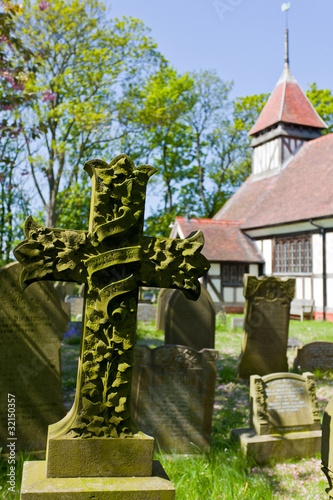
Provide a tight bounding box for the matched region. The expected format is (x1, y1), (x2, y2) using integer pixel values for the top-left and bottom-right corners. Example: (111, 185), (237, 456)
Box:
(14, 0), (160, 227)
(120, 65), (196, 237)
(143, 73), (268, 231)
(0, 1), (38, 264)
(307, 83), (333, 134)
(183, 73), (269, 218)
(184, 71), (233, 216)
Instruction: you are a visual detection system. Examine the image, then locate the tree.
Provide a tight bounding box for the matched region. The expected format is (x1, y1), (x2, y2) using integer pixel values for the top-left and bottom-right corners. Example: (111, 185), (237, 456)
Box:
(183, 73), (269, 218)
(14, 0), (161, 227)
(307, 83), (333, 134)
(0, 1), (38, 264)
(185, 71), (233, 217)
(118, 65), (196, 237)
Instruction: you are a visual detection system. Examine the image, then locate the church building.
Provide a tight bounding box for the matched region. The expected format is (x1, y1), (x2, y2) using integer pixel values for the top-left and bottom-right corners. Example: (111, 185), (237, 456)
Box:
(170, 34), (333, 320)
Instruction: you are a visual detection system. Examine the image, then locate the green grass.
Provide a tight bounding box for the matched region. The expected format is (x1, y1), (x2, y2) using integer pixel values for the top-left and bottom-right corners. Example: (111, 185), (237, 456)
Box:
(1, 315), (332, 499)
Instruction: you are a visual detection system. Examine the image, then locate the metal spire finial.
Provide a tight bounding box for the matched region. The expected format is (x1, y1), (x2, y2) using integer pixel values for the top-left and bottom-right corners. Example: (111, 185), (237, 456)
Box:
(281, 3), (291, 68)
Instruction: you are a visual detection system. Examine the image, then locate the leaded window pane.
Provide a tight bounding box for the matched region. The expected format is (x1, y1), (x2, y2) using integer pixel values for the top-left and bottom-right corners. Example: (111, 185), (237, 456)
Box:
(282, 242), (289, 273)
(276, 243), (281, 273)
(297, 241), (303, 272)
(305, 241), (312, 273)
(290, 242), (296, 272)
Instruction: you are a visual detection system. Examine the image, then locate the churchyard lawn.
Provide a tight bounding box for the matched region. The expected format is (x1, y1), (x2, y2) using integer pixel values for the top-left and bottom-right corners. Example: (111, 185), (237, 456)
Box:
(1, 315), (332, 499)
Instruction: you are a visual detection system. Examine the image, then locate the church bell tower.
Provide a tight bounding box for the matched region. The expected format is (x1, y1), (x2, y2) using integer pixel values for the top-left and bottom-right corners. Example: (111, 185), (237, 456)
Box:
(249, 29), (327, 179)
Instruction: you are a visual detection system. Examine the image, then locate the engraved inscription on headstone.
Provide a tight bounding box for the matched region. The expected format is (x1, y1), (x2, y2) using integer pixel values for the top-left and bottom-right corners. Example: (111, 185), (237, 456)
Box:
(231, 371), (322, 463)
(294, 341), (333, 372)
(131, 345), (218, 453)
(0, 262), (67, 451)
(238, 274), (295, 379)
(251, 372), (321, 435)
(164, 287), (215, 350)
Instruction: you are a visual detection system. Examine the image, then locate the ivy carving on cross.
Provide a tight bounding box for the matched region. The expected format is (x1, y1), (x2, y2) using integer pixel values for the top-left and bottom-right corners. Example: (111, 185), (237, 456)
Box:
(14, 154), (209, 439)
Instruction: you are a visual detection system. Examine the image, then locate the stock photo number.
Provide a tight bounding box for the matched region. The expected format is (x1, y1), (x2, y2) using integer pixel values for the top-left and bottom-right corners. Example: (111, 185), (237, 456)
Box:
(7, 393), (16, 493)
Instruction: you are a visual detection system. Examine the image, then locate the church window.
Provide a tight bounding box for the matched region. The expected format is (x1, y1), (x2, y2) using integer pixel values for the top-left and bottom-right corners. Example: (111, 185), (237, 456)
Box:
(221, 263), (247, 285)
(273, 236), (312, 274)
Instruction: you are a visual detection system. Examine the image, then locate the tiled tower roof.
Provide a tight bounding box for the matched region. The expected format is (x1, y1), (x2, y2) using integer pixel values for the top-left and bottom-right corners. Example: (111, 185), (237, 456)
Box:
(249, 64), (327, 136)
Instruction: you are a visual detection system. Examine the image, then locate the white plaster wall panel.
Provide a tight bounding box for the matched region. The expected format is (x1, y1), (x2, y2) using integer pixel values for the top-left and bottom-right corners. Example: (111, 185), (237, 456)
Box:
(304, 278), (312, 300)
(211, 279), (221, 293)
(313, 278), (323, 307)
(312, 234), (323, 275)
(209, 263), (220, 275)
(295, 277), (303, 299)
(326, 233), (333, 274)
(262, 239), (272, 275)
(327, 278), (333, 310)
(207, 284), (219, 303)
(253, 139), (279, 175)
(249, 264), (259, 276)
(223, 287), (234, 302)
(255, 239), (261, 252)
(236, 287), (245, 303)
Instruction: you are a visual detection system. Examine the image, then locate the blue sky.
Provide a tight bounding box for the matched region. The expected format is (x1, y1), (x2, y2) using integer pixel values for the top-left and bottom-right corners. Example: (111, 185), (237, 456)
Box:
(109, 0), (333, 99)
(108, 0), (333, 218)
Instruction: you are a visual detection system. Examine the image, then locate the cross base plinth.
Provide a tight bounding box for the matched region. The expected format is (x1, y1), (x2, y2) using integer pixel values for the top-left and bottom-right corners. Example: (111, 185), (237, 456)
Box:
(20, 460), (175, 499)
(46, 433), (154, 477)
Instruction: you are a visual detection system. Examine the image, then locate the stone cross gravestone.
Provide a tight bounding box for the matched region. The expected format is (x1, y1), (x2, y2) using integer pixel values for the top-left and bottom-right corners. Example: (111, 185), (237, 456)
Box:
(0, 262), (67, 453)
(322, 398), (333, 498)
(232, 372), (321, 463)
(15, 154), (209, 498)
(163, 286), (215, 350)
(294, 341), (333, 372)
(237, 274), (295, 379)
(131, 345), (219, 453)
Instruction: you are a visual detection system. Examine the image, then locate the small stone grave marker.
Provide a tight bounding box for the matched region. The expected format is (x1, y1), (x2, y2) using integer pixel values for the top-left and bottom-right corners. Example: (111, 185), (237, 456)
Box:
(237, 274), (295, 378)
(164, 286), (215, 350)
(231, 317), (243, 330)
(131, 345), (218, 453)
(294, 341), (333, 372)
(232, 372), (321, 463)
(0, 262), (67, 452)
(64, 294), (84, 319)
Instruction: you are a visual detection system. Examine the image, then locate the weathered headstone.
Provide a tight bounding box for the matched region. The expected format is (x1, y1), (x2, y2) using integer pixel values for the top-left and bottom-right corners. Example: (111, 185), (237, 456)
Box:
(294, 341), (333, 372)
(131, 345), (218, 453)
(164, 286), (215, 350)
(231, 317), (243, 330)
(0, 262), (67, 453)
(155, 288), (173, 331)
(232, 372), (321, 463)
(53, 281), (76, 301)
(237, 274), (295, 379)
(16, 154), (209, 498)
(64, 294), (84, 319)
(322, 398), (333, 498)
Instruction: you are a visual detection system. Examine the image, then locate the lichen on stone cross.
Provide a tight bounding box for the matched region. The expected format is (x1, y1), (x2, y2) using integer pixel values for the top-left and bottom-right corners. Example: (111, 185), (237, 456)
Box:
(14, 154), (210, 440)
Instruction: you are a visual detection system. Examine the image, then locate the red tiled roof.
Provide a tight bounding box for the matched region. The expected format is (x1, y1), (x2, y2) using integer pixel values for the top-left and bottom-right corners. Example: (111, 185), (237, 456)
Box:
(171, 217), (264, 263)
(214, 133), (333, 229)
(249, 66), (327, 136)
